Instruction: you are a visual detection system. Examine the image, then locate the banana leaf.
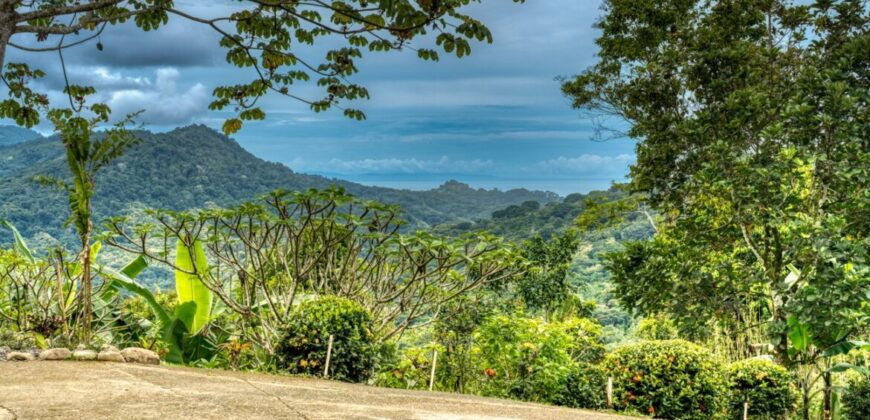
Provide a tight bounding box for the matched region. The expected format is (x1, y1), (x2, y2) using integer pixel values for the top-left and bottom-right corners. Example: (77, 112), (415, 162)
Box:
(98, 262), (171, 327)
(1, 220), (34, 263)
(175, 239), (213, 334)
(162, 301), (197, 364)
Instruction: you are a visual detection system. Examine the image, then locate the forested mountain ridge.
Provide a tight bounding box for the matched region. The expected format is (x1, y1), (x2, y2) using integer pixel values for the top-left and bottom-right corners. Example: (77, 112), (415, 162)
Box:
(0, 126), (42, 147)
(0, 125), (558, 243)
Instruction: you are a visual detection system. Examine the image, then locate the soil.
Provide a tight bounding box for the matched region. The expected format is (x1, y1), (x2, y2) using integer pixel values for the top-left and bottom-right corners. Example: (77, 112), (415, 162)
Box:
(0, 362), (632, 419)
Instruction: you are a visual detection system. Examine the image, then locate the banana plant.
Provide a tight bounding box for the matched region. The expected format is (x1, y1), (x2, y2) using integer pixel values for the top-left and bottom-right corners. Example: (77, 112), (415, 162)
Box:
(100, 238), (215, 364)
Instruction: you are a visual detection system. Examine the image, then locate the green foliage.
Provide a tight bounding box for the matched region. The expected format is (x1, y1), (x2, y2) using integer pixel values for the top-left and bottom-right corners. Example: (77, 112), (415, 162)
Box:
(726, 358), (796, 419)
(842, 376), (870, 420)
(635, 315), (679, 341)
(375, 342), (440, 390)
(433, 295), (493, 392)
(276, 296), (376, 383)
(605, 340), (728, 419)
(553, 363), (608, 410)
(473, 315), (605, 403)
(570, 0), (870, 372)
(518, 230), (581, 315)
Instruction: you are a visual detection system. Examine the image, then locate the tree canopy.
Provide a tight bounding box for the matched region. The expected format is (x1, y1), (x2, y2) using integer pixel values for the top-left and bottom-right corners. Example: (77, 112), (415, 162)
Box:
(565, 0), (869, 363)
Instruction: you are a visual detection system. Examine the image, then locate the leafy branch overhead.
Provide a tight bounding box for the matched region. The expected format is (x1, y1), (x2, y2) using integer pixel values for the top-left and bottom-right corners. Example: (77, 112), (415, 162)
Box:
(0, 0), (525, 134)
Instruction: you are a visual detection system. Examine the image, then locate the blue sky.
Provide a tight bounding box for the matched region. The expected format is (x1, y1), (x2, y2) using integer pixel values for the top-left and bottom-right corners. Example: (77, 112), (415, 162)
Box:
(3, 0), (635, 196)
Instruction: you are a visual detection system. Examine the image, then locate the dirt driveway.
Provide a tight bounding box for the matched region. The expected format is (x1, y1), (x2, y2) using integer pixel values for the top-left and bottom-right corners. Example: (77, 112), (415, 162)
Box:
(0, 362), (630, 419)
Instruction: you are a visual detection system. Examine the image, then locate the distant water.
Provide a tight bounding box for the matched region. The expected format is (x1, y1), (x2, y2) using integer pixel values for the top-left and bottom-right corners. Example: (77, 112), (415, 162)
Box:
(342, 178), (619, 196)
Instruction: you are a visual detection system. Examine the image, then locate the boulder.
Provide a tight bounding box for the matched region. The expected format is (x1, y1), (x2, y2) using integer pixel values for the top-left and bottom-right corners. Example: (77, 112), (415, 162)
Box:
(100, 344), (120, 353)
(6, 351), (35, 361)
(72, 349), (98, 361)
(121, 347), (160, 365)
(97, 350), (125, 363)
(39, 348), (72, 361)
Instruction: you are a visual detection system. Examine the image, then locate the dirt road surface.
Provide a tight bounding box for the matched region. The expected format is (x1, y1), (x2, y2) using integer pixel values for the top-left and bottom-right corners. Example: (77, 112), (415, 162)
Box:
(0, 362), (630, 419)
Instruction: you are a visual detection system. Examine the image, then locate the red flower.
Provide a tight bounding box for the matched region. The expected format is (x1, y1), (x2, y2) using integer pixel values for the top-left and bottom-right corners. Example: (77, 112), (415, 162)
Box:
(484, 368), (497, 378)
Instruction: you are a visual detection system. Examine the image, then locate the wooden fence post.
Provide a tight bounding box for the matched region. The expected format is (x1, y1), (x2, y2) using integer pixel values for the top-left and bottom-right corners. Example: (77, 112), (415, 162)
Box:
(607, 376), (613, 408)
(428, 349), (438, 391)
(606, 377), (613, 408)
(323, 334), (334, 378)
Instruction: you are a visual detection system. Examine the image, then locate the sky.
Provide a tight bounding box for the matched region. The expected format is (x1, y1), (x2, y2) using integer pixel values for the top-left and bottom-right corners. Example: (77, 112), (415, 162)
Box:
(3, 0), (635, 196)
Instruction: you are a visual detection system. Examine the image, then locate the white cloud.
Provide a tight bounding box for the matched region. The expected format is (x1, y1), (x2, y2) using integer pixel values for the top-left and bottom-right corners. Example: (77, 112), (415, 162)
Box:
(106, 68), (209, 125)
(291, 156), (494, 175)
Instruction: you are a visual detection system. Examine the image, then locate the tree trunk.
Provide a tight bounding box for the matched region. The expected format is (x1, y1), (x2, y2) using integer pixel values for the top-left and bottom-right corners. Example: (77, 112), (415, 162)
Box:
(79, 227), (92, 344)
(823, 369), (833, 420)
(0, 9), (11, 73)
(800, 374), (811, 420)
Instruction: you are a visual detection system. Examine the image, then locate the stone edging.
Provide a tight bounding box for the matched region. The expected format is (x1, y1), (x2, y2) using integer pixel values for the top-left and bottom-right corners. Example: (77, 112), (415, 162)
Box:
(0, 345), (160, 364)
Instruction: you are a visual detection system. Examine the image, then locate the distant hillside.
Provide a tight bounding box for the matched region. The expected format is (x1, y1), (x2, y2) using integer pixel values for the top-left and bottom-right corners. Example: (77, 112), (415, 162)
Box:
(0, 126), (41, 147)
(0, 125), (558, 243)
(432, 188), (655, 342)
(432, 187), (649, 242)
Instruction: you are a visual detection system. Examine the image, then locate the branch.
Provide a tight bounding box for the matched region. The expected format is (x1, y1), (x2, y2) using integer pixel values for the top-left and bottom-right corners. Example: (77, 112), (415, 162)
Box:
(14, 0), (125, 23)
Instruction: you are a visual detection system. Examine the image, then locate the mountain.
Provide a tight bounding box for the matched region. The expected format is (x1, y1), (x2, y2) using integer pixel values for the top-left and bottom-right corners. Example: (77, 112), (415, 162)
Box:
(0, 125), (559, 243)
(0, 126), (42, 147)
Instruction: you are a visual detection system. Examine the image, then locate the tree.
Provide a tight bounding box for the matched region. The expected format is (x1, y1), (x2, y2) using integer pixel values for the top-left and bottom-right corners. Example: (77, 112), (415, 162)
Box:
(37, 87), (138, 343)
(1, 0), (524, 134)
(517, 230), (580, 318)
(104, 187), (524, 351)
(565, 1), (868, 418)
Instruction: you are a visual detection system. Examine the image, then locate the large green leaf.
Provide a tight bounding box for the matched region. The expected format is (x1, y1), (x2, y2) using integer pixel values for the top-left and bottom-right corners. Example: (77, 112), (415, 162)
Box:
(162, 301), (197, 364)
(788, 315), (810, 353)
(175, 239), (212, 334)
(824, 340), (870, 358)
(1, 220), (34, 263)
(98, 262), (171, 327)
(121, 255), (148, 278)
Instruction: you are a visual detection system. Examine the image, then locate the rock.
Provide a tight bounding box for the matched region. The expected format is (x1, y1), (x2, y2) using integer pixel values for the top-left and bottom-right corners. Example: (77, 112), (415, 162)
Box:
(100, 344), (120, 353)
(72, 349), (98, 361)
(120, 347), (160, 365)
(97, 351), (125, 363)
(0, 346), (9, 362)
(6, 351), (35, 361)
(39, 348), (72, 361)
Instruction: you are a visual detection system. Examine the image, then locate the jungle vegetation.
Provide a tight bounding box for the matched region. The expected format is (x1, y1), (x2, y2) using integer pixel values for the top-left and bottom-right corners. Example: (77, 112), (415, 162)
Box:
(1, 0), (868, 419)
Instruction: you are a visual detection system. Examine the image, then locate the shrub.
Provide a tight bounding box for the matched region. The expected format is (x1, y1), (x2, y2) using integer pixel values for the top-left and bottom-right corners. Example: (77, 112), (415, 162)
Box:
(604, 340), (727, 419)
(276, 296), (376, 383)
(473, 315), (605, 402)
(725, 358), (796, 419)
(554, 363), (608, 409)
(375, 343), (439, 390)
(842, 376), (870, 420)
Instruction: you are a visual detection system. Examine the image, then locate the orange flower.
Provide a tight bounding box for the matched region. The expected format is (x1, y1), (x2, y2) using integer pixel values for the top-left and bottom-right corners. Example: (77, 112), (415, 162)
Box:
(484, 368), (497, 378)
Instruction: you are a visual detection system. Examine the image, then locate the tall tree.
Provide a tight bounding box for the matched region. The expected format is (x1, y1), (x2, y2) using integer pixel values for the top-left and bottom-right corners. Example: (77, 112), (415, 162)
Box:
(564, 0), (869, 375)
(37, 87), (138, 343)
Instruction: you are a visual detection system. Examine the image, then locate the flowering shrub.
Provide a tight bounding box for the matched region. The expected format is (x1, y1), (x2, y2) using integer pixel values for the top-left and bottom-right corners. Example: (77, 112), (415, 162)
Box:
(726, 358), (796, 419)
(473, 315), (604, 402)
(604, 340), (727, 419)
(276, 296), (376, 382)
(553, 362), (608, 409)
